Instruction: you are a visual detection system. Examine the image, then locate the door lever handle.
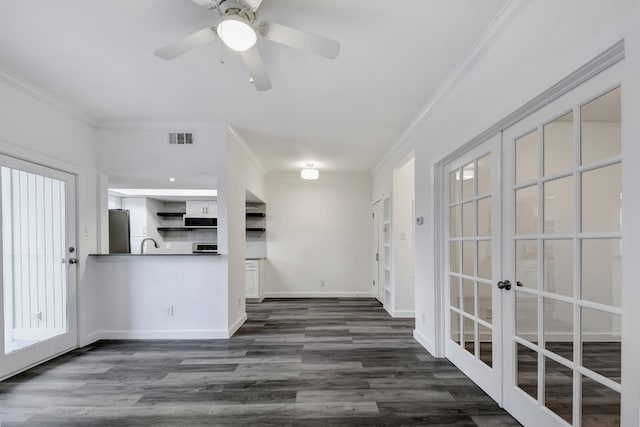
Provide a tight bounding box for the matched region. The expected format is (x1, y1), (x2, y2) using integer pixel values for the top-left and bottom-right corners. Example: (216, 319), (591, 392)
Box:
(497, 280), (512, 291)
(68, 257), (79, 265)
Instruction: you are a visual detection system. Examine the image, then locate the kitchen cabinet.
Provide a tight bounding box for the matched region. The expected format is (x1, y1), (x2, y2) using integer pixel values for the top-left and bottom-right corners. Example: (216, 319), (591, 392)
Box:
(186, 200), (217, 217)
(245, 259), (264, 302)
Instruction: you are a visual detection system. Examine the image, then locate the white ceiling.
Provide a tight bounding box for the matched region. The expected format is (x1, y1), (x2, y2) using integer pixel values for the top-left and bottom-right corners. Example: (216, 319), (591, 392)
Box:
(0, 0), (507, 174)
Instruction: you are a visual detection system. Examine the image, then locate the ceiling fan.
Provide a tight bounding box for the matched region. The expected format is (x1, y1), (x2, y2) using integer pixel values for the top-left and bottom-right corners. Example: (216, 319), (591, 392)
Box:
(154, 0), (340, 91)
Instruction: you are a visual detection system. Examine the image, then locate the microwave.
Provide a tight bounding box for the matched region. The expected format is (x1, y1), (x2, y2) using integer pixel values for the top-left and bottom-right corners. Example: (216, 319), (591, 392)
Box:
(184, 216), (217, 227)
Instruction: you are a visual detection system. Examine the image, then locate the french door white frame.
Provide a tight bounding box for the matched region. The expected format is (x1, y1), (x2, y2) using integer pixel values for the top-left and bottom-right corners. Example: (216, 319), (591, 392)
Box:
(0, 153), (78, 380)
(433, 45), (635, 425)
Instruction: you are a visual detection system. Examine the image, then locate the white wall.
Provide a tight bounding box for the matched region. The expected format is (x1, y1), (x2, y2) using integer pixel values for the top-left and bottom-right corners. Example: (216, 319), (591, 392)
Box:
(0, 74), (98, 349)
(87, 256), (229, 339)
(391, 157), (415, 317)
(265, 173), (372, 297)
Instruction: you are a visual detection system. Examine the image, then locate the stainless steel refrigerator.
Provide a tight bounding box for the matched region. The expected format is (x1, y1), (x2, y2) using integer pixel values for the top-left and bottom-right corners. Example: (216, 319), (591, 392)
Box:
(109, 209), (131, 253)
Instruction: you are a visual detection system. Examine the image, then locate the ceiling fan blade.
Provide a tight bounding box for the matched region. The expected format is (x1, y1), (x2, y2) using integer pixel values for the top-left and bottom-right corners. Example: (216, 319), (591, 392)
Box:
(260, 21), (340, 59)
(241, 46), (272, 91)
(241, 0), (264, 11)
(154, 27), (217, 60)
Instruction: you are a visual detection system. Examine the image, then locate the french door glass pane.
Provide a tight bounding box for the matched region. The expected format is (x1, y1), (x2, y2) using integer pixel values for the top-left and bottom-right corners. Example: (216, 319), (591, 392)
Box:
(450, 241), (460, 273)
(450, 310), (460, 343)
(515, 240), (537, 290)
(581, 375), (621, 426)
(581, 164), (622, 233)
(516, 186), (538, 235)
(517, 343), (538, 399)
(477, 154), (492, 196)
(462, 162), (475, 200)
(450, 275), (461, 308)
(581, 239), (621, 307)
(544, 357), (573, 424)
(581, 306), (621, 383)
(477, 240), (492, 280)
(450, 171), (461, 203)
(543, 239), (573, 297)
(543, 297), (574, 361)
(544, 112), (574, 176)
(462, 202), (474, 237)
(516, 130), (539, 184)
(479, 324), (492, 367)
(516, 291), (537, 343)
(462, 279), (474, 315)
(544, 176), (574, 234)
(581, 88), (621, 165)
(477, 198), (491, 237)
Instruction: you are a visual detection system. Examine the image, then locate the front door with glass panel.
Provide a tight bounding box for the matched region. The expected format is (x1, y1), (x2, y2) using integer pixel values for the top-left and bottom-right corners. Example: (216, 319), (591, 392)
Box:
(445, 134), (502, 401)
(0, 154), (78, 379)
(503, 81), (622, 426)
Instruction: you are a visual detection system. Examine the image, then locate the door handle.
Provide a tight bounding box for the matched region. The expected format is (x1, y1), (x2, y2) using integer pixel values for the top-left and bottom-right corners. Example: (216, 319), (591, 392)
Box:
(497, 280), (512, 291)
(68, 257), (79, 265)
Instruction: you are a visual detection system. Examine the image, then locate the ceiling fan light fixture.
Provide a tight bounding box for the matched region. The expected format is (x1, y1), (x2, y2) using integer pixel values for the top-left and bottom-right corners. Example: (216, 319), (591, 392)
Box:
(301, 164), (319, 180)
(217, 15), (257, 52)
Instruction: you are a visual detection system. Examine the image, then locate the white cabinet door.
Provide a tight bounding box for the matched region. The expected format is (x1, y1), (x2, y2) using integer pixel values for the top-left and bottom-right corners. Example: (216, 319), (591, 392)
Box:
(186, 200), (217, 217)
(245, 260), (259, 298)
(122, 198), (147, 237)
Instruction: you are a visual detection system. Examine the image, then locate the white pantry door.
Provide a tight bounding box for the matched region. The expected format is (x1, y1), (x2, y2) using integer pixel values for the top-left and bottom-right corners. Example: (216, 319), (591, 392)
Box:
(0, 154), (78, 379)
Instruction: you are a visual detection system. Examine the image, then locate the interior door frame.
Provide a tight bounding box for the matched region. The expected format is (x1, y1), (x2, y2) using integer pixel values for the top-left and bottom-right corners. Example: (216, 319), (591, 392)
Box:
(0, 152), (79, 380)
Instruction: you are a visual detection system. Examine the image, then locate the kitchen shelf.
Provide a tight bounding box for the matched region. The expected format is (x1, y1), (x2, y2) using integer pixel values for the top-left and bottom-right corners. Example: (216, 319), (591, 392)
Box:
(246, 227), (266, 232)
(246, 212), (266, 218)
(157, 227), (217, 232)
(156, 212), (185, 217)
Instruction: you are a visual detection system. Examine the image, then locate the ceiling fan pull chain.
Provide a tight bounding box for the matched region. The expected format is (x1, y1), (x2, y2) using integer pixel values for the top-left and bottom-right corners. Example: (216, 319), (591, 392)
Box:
(220, 38), (225, 64)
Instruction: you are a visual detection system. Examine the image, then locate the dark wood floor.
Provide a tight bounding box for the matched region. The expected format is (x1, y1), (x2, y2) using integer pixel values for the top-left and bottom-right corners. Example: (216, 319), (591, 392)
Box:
(0, 298), (520, 426)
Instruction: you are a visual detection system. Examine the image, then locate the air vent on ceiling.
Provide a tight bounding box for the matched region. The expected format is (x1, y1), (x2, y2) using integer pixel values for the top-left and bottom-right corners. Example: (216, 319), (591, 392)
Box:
(168, 131), (194, 145)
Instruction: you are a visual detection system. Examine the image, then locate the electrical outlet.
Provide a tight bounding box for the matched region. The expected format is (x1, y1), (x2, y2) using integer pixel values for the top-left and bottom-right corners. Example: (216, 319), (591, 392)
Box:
(320, 280), (325, 287)
(237, 298), (241, 307)
(421, 313), (426, 324)
(166, 306), (174, 317)
(165, 242), (171, 250)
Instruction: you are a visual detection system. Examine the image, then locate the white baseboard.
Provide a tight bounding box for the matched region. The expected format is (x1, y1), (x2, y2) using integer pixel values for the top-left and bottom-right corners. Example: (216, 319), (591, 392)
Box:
(228, 313), (247, 337)
(88, 329), (230, 340)
(413, 329), (435, 355)
(263, 291), (373, 298)
(392, 310), (415, 319)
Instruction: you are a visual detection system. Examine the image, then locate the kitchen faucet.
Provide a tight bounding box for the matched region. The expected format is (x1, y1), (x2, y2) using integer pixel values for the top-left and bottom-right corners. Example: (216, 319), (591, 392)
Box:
(140, 238), (159, 254)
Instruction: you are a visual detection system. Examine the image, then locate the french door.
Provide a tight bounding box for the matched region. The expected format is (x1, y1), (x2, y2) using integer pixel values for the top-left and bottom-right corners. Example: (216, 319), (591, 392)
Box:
(445, 68), (623, 425)
(0, 154), (78, 379)
(445, 134), (503, 402)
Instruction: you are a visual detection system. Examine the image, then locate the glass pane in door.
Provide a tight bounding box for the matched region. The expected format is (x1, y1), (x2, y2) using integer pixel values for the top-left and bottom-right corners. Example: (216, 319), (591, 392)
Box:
(2, 167), (67, 354)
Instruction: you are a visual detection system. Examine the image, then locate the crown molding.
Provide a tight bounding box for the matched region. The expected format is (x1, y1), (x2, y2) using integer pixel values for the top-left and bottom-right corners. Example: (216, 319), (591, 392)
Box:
(0, 66), (97, 128)
(372, 0), (531, 175)
(96, 121), (228, 131)
(226, 126), (267, 175)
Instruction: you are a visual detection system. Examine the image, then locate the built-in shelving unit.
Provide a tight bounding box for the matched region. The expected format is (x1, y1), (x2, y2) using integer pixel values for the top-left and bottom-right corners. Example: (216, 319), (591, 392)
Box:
(245, 206), (266, 233)
(157, 227), (217, 232)
(383, 195), (392, 309)
(156, 212), (185, 218)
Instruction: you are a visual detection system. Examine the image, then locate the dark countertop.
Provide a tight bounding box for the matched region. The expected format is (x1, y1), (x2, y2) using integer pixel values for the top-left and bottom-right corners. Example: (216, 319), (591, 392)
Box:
(89, 253), (221, 257)
(246, 257), (266, 260)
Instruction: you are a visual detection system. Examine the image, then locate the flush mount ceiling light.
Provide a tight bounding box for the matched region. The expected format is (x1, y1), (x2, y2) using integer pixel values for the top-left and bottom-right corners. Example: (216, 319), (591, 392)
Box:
(300, 164), (319, 180)
(216, 15), (257, 52)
